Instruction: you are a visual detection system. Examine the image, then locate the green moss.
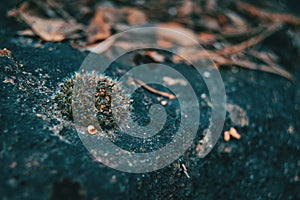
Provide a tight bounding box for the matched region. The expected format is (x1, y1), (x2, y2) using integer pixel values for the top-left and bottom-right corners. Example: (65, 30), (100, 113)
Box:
(53, 72), (131, 130)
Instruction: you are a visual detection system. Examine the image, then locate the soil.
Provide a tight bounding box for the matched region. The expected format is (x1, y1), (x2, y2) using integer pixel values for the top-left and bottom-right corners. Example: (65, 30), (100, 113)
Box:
(0, 1), (299, 200)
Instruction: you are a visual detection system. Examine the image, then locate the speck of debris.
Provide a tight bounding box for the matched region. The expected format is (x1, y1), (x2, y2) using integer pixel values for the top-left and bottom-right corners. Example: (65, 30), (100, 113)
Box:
(3, 78), (15, 84)
(87, 125), (97, 135)
(224, 127), (241, 142)
(161, 100), (168, 106)
(0, 48), (12, 58)
(224, 131), (230, 141)
(203, 71), (211, 78)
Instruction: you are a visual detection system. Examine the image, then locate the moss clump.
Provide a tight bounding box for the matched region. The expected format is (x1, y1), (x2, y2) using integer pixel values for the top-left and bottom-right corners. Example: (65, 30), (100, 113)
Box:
(53, 72), (131, 130)
(54, 77), (74, 120)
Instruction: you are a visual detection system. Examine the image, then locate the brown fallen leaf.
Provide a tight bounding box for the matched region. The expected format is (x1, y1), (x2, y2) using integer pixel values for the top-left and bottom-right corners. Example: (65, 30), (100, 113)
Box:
(11, 2), (83, 42)
(21, 14), (82, 41)
(87, 7), (111, 44)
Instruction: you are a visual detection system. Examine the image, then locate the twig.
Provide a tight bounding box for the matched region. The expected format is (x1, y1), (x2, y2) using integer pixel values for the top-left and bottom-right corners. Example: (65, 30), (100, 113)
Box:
(247, 50), (293, 81)
(222, 25), (264, 38)
(134, 78), (176, 99)
(181, 164), (190, 179)
(235, 1), (300, 26)
(171, 48), (293, 81)
(215, 22), (283, 56)
(216, 57), (293, 81)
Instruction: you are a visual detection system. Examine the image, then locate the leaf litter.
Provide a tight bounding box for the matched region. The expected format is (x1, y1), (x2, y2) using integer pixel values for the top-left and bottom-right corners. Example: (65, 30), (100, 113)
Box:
(6, 0), (300, 159)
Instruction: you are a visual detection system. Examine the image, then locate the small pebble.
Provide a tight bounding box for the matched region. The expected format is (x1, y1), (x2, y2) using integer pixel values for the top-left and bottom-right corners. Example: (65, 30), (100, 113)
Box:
(87, 125), (97, 135)
(229, 127), (241, 140)
(203, 71), (211, 78)
(224, 131), (230, 141)
(161, 100), (167, 106)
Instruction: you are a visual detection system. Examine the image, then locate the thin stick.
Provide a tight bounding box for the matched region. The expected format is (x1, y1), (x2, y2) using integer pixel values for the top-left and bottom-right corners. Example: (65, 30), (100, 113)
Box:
(215, 23), (283, 56)
(134, 78), (176, 99)
(181, 164), (190, 179)
(247, 50), (293, 81)
(235, 1), (300, 26)
(216, 57), (293, 81)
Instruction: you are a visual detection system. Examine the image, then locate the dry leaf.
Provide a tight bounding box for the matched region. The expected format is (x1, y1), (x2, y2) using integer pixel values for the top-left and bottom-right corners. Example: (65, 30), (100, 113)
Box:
(12, 2), (82, 42)
(21, 13), (81, 41)
(87, 8), (111, 44)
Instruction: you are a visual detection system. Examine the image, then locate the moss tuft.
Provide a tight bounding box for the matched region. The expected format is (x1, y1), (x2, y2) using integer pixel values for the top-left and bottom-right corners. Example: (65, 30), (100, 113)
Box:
(53, 72), (131, 130)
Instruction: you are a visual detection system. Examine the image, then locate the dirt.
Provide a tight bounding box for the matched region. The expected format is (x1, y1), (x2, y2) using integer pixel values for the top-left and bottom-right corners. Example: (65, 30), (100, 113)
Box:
(0, 1), (300, 200)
